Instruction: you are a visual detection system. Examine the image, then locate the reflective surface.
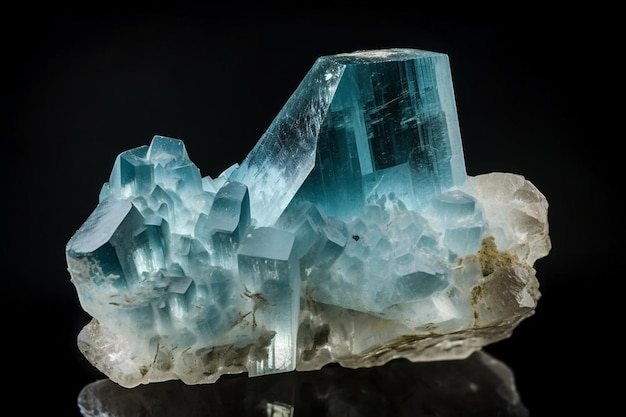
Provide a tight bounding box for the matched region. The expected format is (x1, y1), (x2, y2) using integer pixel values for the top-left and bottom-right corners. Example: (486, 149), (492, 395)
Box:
(77, 350), (528, 416)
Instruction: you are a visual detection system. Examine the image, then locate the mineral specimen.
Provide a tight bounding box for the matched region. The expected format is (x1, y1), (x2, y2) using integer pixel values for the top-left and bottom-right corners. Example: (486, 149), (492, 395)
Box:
(66, 48), (550, 388)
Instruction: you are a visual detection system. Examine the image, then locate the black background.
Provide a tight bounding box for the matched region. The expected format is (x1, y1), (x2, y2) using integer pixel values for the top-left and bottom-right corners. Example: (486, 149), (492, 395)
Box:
(4, 5), (614, 416)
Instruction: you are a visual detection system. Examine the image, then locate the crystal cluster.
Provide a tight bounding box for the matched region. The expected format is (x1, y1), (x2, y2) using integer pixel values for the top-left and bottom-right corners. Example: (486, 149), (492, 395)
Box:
(66, 48), (550, 388)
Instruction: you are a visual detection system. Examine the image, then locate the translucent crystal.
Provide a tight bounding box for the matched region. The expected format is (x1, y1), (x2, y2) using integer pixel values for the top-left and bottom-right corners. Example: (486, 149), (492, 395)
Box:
(66, 48), (550, 388)
(230, 49), (465, 226)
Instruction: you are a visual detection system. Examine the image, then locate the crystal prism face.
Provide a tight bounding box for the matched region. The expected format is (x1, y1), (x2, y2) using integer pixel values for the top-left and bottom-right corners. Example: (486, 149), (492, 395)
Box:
(66, 48), (551, 388)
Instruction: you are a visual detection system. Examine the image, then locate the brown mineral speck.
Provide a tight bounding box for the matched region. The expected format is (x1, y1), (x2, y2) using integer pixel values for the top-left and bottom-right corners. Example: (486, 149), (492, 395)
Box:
(477, 236), (518, 277)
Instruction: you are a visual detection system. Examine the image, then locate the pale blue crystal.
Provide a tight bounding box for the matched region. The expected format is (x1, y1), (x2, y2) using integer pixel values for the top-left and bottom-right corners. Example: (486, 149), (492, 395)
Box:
(66, 48), (550, 388)
(229, 49), (465, 225)
(228, 58), (344, 227)
(237, 226), (300, 375)
(195, 180), (250, 268)
(290, 49), (466, 220)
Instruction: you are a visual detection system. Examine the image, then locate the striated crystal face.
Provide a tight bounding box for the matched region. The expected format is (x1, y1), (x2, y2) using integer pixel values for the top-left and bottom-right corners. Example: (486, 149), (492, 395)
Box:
(229, 48), (465, 226)
(66, 48), (551, 388)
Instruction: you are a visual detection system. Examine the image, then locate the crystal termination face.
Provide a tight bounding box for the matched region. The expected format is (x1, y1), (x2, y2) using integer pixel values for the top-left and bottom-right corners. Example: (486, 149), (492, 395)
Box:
(66, 48), (551, 388)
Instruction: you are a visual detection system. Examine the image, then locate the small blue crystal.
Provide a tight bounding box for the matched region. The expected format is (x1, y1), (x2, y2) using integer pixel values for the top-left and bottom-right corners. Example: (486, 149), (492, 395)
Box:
(237, 226), (300, 375)
(66, 49), (550, 388)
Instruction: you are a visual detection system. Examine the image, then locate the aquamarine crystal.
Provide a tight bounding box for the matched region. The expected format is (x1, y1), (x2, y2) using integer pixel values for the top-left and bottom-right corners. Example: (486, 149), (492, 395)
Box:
(66, 48), (551, 388)
(229, 49), (465, 226)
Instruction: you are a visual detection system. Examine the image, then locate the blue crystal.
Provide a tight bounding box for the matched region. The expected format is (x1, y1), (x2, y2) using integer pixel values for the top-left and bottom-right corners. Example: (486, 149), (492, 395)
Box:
(230, 49), (466, 225)
(66, 49), (550, 388)
(195, 180), (250, 267)
(237, 226), (300, 375)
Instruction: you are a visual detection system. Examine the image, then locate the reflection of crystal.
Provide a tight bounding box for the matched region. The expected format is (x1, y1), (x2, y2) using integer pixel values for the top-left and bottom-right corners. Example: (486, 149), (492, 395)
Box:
(77, 351), (529, 417)
(66, 49), (550, 388)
